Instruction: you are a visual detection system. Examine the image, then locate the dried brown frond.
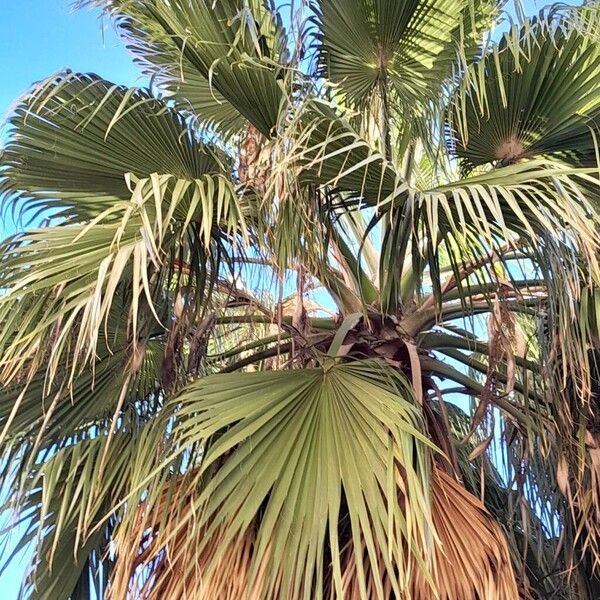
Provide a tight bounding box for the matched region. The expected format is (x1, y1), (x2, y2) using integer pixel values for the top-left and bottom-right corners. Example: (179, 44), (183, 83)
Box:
(110, 465), (517, 600)
(410, 468), (519, 600)
(109, 473), (272, 600)
(327, 467), (518, 600)
(464, 282), (520, 448)
(554, 348), (600, 574)
(239, 123), (271, 188)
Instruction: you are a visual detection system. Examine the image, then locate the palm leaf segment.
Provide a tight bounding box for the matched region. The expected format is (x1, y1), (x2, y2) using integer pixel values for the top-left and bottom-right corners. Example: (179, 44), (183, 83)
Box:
(315, 0), (496, 105)
(82, 0), (287, 136)
(2, 1), (600, 599)
(451, 6), (600, 170)
(0, 72), (247, 387)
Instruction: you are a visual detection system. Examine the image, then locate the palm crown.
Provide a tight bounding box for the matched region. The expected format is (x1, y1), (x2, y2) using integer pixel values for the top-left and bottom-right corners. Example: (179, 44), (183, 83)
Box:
(2, 1), (600, 598)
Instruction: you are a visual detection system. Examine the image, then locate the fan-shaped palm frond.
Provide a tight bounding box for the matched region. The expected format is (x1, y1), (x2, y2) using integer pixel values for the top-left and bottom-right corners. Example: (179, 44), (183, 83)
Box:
(105, 361), (509, 600)
(80, 0), (288, 136)
(1, 71), (227, 220)
(450, 6), (600, 171)
(313, 0), (498, 110)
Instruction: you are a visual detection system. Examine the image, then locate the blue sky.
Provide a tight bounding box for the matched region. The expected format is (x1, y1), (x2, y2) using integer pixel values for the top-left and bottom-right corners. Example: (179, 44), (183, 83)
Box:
(0, 0), (546, 597)
(0, 2), (141, 114)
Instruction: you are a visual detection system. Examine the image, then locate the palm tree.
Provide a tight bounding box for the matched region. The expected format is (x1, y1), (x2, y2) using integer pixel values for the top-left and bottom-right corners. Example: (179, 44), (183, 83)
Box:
(3, 0), (600, 597)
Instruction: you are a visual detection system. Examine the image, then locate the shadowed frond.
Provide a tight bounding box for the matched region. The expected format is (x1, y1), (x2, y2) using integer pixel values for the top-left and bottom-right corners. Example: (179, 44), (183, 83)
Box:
(450, 6), (600, 170)
(81, 0), (288, 136)
(1, 71), (227, 222)
(313, 0), (499, 111)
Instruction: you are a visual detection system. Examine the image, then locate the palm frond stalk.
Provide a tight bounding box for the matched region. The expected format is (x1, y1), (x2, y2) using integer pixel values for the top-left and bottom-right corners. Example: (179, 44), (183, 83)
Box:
(3, 1), (600, 598)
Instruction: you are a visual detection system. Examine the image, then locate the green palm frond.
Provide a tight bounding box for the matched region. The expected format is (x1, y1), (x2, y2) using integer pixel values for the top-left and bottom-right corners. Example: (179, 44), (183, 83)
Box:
(450, 6), (600, 171)
(110, 360), (435, 599)
(313, 0), (499, 121)
(1, 71), (226, 221)
(82, 0), (288, 136)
